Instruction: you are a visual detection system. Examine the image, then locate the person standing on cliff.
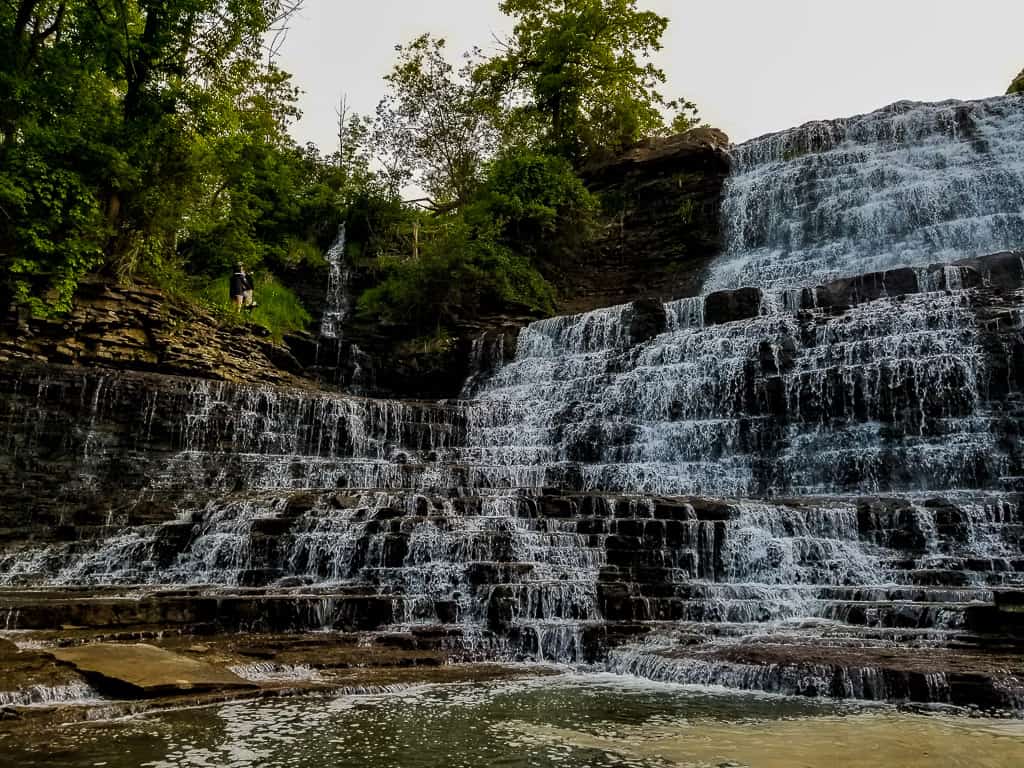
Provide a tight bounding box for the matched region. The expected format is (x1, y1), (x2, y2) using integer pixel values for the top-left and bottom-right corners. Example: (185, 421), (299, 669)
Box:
(230, 263), (255, 311)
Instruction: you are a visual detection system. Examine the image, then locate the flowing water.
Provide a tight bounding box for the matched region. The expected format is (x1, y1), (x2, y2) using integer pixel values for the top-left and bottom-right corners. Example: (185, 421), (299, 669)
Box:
(707, 96), (1024, 291)
(319, 224), (352, 341)
(1, 675), (1022, 768)
(1, 97), (1023, 720)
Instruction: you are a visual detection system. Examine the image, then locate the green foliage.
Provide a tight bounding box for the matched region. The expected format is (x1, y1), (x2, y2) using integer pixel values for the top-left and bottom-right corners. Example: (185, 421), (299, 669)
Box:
(2, 0), (703, 352)
(354, 150), (597, 327)
(478, 0), (675, 163)
(196, 273), (312, 341)
(676, 198), (697, 225)
(0, 0), (317, 317)
(472, 152), (599, 260)
(374, 35), (499, 206)
(358, 216), (556, 328)
(669, 98), (704, 134)
(1010, 69), (1024, 95)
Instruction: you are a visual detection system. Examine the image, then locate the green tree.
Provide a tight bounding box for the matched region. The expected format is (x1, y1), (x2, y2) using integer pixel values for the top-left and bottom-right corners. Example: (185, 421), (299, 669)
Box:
(374, 34), (499, 208)
(356, 150), (598, 328)
(478, 0), (675, 162)
(1009, 68), (1024, 95)
(0, 1), (306, 312)
(472, 151), (597, 263)
(668, 97), (704, 134)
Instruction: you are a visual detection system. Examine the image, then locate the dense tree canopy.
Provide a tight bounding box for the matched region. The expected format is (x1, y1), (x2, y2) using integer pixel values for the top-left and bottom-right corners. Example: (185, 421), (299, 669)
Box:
(476, 0), (684, 162)
(0, 0), (314, 316)
(0, 0), (698, 342)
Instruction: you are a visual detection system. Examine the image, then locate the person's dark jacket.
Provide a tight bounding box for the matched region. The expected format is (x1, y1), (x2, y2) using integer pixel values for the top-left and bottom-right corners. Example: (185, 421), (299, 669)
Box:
(230, 272), (253, 297)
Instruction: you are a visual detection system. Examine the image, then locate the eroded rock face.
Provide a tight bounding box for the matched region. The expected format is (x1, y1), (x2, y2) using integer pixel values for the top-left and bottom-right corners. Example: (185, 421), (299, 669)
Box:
(0, 279), (303, 387)
(572, 128), (732, 314)
(1, 487), (1022, 708)
(1, 260), (1023, 707)
(0, 366), (465, 539)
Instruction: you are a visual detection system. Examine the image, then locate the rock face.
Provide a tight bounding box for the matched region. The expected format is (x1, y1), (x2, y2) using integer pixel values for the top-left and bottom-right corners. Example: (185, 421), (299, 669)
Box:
(574, 127), (731, 313)
(0, 365), (463, 540)
(1, 97), (1024, 713)
(0, 279), (304, 387)
(49, 644), (254, 697)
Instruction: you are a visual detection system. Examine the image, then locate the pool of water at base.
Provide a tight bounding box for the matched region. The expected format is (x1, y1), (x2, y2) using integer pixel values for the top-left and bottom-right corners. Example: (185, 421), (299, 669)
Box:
(2, 673), (1023, 768)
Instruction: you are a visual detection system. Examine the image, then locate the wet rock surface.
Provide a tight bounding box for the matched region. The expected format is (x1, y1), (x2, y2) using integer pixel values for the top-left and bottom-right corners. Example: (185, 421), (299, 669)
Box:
(1, 250), (1024, 710)
(0, 279), (304, 387)
(49, 643), (255, 696)
(2, 97), (1024, 717)
(0, 627), (550, 731)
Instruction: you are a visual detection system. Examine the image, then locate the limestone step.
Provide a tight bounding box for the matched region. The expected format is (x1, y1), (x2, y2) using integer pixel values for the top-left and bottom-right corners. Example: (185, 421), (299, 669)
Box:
(607, 639), (1024, 711)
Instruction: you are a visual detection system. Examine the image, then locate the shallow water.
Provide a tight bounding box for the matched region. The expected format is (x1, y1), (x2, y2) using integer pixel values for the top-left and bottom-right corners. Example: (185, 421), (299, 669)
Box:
(2, 674), (1022, 768)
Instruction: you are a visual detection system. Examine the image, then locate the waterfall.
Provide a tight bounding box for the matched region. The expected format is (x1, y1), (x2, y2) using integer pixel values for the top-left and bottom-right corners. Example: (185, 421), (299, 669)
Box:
(462, 288), (1006, 497)
(2, 95), (1023, 707)
(706, 96), (1024, 291)
(319, 224), (351, 340)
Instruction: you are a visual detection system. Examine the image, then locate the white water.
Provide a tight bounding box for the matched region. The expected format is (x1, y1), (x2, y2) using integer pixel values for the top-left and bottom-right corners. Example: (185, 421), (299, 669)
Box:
(1, 97), (1022, 704)
(319, 224), (351, 340)
(706, 96), (1024, 291)
(463, 290), (1003, 497)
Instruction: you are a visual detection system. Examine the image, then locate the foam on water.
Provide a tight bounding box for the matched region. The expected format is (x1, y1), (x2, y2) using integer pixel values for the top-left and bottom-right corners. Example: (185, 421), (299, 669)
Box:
(463, 290), (1010, 497)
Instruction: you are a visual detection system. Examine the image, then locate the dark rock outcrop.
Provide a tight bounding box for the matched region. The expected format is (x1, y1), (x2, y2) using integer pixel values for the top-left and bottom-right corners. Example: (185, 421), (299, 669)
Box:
(704, 287), (762, 326)
(574, 128), (731, 314)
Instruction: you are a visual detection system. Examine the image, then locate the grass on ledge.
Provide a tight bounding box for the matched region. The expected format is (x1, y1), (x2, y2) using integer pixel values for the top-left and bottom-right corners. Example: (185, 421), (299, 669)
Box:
(141, 260), (312, 342)
(197, 273), (312, 341)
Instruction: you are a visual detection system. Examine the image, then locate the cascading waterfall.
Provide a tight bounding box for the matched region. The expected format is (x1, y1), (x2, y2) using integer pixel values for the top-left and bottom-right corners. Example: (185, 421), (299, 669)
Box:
(319, 224), (351, 341)
(462, 288), (1009, 497)
(706, 95), (1024, 291)
(2, 96), (1023, 707)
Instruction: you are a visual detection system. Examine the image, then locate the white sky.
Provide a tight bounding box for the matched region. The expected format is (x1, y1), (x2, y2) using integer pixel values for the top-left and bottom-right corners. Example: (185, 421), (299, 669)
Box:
(278, 0), (1024, 151)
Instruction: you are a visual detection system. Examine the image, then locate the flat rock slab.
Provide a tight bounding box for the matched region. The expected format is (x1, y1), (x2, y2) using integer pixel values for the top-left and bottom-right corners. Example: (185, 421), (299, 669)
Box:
(50, 643), (256, 697)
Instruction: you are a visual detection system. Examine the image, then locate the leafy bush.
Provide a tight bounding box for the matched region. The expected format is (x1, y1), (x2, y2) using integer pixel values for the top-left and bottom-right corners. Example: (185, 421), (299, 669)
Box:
(358, 216), (555, 327)
(473, 151), (598, 261)
(355, 149), (596, 329)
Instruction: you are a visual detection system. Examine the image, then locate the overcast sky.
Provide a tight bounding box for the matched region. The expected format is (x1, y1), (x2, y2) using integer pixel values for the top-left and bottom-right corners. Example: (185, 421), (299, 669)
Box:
(278, 0), (1024, 151)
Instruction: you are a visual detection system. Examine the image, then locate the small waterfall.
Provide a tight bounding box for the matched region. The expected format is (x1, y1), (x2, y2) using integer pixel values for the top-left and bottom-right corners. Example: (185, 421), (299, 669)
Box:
(319, 224), (351, 341)
(605, 645), (957, 704)
(228, 663), (322, 682)
(0, 683), (102, 707)
(460, 333), (507, 399)
(664, 296), (704, 330)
